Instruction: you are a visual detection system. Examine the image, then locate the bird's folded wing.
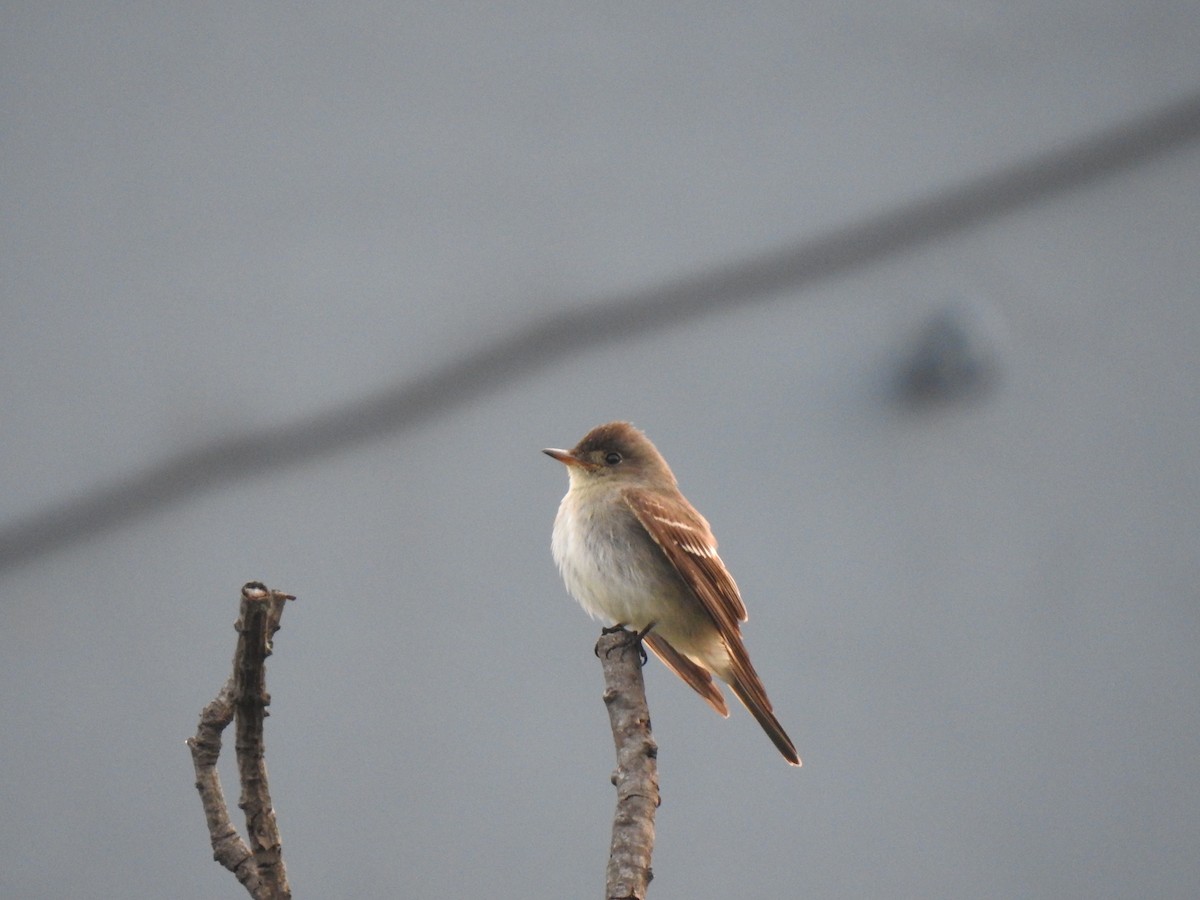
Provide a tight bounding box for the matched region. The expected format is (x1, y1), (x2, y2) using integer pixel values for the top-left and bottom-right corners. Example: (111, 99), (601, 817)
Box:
(622, 488), (749, 629)
(623, 487), (778, 709)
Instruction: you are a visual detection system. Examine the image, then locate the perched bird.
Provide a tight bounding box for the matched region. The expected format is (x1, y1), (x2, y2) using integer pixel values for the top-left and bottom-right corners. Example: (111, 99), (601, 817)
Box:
(544, 421), (800, 766)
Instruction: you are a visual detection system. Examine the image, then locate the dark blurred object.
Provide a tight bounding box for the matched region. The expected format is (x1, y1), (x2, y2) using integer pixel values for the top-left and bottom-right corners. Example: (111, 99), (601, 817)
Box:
(895, 303), (1002, 406)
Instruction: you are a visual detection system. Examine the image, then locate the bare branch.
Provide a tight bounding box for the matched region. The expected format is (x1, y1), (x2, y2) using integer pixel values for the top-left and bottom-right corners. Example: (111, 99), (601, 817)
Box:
(187, 582), (294, 899)
(596, 629), (660, 900)
(188, 676), (262, 895)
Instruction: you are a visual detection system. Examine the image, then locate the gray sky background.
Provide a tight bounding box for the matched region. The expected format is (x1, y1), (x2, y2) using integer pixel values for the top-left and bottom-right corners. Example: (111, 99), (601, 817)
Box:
(3, 4), (1199, 898)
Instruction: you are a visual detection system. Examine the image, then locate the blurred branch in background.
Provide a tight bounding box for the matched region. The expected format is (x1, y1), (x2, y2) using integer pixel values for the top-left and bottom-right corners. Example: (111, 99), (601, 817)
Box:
(3, 90), (1199, 575)
(596, 628), (659, 900)
(187, 582), (294, 900)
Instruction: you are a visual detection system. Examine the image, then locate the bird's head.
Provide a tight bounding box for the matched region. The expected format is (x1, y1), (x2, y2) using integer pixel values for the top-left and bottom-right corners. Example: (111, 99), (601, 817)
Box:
(543, 421), (676, 489)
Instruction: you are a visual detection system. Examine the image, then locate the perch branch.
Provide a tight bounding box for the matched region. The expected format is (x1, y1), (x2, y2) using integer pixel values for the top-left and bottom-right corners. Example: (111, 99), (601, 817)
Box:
(187, 582), (294, 900)
(596, 628), (660, 900)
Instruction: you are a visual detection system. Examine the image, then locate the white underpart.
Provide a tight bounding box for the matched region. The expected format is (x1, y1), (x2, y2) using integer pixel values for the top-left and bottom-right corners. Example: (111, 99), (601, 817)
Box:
(550, 474), (729, 672)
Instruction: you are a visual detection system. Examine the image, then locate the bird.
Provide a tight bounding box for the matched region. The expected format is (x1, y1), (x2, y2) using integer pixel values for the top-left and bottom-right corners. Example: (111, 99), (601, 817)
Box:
(544, 421), (800, 766)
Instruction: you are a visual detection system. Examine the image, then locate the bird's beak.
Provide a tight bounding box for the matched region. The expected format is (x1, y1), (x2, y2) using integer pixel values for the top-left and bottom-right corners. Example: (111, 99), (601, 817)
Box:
(543, 447), (591, 469)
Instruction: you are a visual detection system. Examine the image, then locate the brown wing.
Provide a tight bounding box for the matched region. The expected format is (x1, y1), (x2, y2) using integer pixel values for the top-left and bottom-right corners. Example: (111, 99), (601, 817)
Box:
(622, 488), (747, 632)
(624, 486), (800, 765)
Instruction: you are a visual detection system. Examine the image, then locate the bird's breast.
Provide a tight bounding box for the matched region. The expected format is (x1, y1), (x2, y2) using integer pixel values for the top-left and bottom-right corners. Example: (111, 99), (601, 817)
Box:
(551, 488), (685, 629)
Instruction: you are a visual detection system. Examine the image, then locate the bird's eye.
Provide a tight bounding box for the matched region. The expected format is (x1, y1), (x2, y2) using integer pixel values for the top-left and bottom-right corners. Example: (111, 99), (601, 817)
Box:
(604, 451), (623, 465)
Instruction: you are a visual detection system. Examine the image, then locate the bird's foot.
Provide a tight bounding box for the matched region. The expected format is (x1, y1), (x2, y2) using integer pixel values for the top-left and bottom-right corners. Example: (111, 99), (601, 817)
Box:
(595, 623), (652, 665)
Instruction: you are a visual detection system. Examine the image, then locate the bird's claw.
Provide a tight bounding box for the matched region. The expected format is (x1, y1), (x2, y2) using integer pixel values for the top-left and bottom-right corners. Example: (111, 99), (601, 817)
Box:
(596, 625), (649, 665)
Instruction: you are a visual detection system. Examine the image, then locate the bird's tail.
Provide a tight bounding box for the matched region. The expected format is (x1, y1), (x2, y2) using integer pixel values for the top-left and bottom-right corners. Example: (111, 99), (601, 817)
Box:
(728, 673), (801, 767)
(645, 633), (730, 716)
